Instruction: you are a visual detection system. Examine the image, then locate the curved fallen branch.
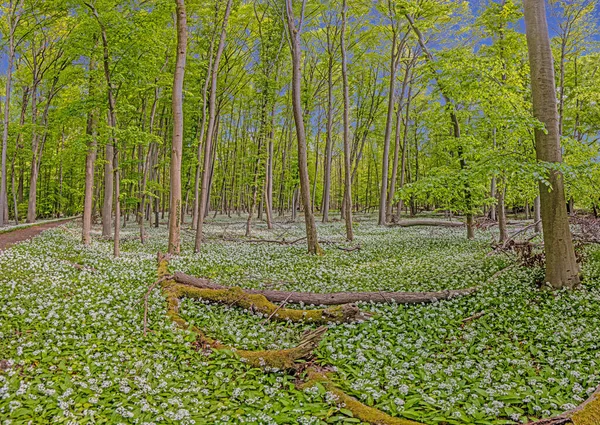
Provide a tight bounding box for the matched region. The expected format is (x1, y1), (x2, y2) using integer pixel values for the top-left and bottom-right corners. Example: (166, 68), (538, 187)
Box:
(299, 367), (423, 425)
(154, 257), (329, 370)
(173, 271), (478, 305)
(387, 219), (464, 228)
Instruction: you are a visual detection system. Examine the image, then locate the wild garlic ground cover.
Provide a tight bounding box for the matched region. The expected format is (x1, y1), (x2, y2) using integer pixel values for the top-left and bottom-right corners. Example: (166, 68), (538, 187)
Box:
(1, 216), (599, 425)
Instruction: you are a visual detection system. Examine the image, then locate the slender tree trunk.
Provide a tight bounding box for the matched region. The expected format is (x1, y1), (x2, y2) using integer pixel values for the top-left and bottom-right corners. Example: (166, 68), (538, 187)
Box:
(1, 1), (23, 225)
(168, 0), (187, 254)
(340, 0), (353, 241)
(192, 11), (217, 230)
(195, 0), (232, 251)
(87, 3), (120, 254)
(322, 41), (335, 223)
(497, 181), (508, 243)
(379, 32), (401, 225)
(264, 107), (275, 229)
(523, 0), (579, 289)
(285, 0), (321, 254)
(388, 64), (412, 222)
(83, 48), (98, 245)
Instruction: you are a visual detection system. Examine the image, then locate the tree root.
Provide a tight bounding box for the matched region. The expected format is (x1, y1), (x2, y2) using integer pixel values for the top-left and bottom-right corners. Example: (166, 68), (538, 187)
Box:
(172, 271), (477, 306)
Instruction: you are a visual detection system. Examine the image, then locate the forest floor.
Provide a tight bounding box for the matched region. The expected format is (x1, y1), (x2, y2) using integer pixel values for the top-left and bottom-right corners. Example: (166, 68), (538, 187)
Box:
(0, 215), (599, 425)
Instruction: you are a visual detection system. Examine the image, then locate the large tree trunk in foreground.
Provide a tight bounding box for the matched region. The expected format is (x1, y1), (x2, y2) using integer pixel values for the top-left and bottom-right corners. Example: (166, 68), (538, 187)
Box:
(285, 0), (322, 255)
(168, 0), (187, 255)
(173, 271), (477, 305)
(523, 0), (579, 289)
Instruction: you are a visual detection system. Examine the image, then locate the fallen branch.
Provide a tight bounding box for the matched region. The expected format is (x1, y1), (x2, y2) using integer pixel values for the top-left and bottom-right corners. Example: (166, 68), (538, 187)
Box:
(461, 311), (486, 324)
(168, 283), (369, 324)
(260, 293), (292, 324)
(387, 219), (464, 228)
(173, 271), (477, 305)
(337, 244), (361, 252)
(155, 257), (330, 369)
(503, 220), (541, 248)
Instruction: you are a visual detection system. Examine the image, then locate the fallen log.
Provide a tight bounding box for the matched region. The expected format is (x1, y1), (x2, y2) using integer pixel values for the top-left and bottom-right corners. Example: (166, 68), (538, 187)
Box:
(155, 256), (331, 370)
(388, 219), (464, 228)
(167, 282), (369, 323)
(173, 271), (478, 305)
(299, 367), (423, 425)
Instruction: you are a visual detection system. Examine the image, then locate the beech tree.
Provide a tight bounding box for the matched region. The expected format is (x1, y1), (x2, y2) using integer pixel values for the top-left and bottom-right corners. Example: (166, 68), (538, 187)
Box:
(168, 0), (187, 255)
(523, 0), (580, 289)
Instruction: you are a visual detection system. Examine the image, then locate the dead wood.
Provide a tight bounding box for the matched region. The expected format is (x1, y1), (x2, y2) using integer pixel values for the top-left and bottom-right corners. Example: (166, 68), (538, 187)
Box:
(387, 219), (464, 228)
(173, 271), (477, 305)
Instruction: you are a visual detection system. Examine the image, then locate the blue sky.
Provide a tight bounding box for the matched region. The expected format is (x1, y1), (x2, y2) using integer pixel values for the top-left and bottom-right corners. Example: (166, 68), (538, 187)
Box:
(0, 1), (598, 75)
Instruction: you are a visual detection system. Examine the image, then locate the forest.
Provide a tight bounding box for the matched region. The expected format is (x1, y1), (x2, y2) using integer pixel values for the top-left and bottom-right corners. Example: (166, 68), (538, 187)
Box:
(0, 0), (600, 424)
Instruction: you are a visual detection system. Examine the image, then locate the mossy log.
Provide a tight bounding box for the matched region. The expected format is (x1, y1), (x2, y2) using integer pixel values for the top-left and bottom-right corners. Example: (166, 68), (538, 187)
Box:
(300, 367), (425, 425)
(166, 282), (369, 323)
(387, 220), (464, 228)
(173, 271), (477, 305)
(157, 258), (329, 369)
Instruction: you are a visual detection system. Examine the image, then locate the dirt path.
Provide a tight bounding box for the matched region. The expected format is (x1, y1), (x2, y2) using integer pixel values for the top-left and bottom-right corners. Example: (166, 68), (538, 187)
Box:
(0, 218), (78, 251)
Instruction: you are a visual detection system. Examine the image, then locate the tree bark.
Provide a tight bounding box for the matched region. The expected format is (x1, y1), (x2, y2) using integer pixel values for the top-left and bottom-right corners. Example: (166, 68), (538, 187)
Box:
(194, 0), (233, 251)
(523, 0), (579, 289)
(82, 51), (98, 245)
(173, 271), (477, 306)
(168, 0), (187, 254)
(340, 0), (353, 241)
(378, 26), (401, 226)
(1, 0), (24, 225)
(285, 0), (322, 255)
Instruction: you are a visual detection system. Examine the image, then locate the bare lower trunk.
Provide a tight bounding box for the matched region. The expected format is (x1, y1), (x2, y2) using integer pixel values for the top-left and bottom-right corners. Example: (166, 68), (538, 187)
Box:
(497, 184), (508, 243)
(340, 0), (353, 241)
(195, 0), (232, 251)
(379, 34), (401, 226)
(82, 108), (98, 245)
(168, 0), (187, 255)
(534, 195), (542, 233)
(285, 0), (321, 255)
(113, 150), (120, 257)
(523, 0), (579, 289)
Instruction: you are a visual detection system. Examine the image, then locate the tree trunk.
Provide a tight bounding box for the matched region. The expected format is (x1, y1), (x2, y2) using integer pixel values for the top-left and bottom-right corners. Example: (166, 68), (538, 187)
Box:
(285, 0), (322, 255)
(497, 182), (508, 243)
(82, 47), (98, 246)
(378, 32), (401, 226)
(168, 0), (187, 254)
(523, 0), (579, 289)
(195, 0), (232, 251)
(0, 1), (23, 225)
(322, 35), (335, 223)
(340, 0), (353, 241)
